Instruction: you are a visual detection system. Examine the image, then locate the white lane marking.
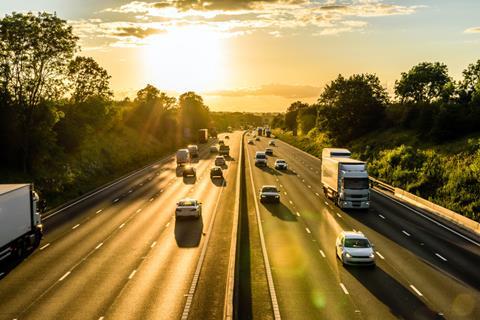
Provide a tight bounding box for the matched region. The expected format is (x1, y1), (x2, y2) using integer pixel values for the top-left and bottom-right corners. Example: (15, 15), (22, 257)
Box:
(128, 270), (137, 280)
(119, 223), (125, 229)
(128, 189), (133, 193)
(352, 229), (357, 232)
(324, 201), (328, 205)
(149, 197), (154, 202)
(340, 283), (349, 295)
(95, 242), (103, 250)
(296, 211), (301, 217)
(98, 317), (104, 320)
(410, 285), (423, 296)
(306, 228), (311, 234)
(280, 184), (283, 188)
(402, 230), (411, 237)
(283, 192), (287, 195)
(373, 190), (480, 247)
(58, 271), (71, 282)
(150, 241), (157, 248)
(378, 214), (386, 219)
(72, 224), (80, 230)
(336, 213), (342, 218)
(165, 222), (170, 228)
(113, 198), (119, 203)
(319, 250), (326, 258)
(136, 208), (142, 213)
(435, 253), (448, 261)
(96, 209), (103, 214)
(302, 179), (305, 182)
(308, 185), (312, 189)
(376, 251), (385, 260)
(160, 189), (164, 193)
(40, 243), (50, 250)
(315, 192), (320, 197)
(289, 200), (293, 205)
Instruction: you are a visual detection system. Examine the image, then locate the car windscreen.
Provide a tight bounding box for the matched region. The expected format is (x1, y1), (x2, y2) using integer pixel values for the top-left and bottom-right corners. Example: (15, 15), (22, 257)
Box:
(179, 200), (196, 206)
(276, 160), (285, 164)
(344, 238), (370, 248)
(262, 187), (278, 193)
(256, 154), (266, 159)
(343, 178), (369, 189)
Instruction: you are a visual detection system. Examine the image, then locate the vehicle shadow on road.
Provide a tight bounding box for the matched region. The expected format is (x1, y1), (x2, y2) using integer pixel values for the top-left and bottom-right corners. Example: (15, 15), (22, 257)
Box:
(346, 265), (445, 319)
(176, 166), (183, 177)
(183, 176), (196, 184)
(174, 217), (204, 248)
(263, 202), (297, 221)
(211, 178), (226, 187)
(0, 250), (35, 281)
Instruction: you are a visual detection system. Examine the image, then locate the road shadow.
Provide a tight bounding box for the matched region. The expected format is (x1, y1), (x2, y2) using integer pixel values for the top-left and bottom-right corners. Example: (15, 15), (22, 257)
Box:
(183, 175), (196, 184)
(174, 216), (204, 248)
(176, 166), (183, 177)
(263, 201), (298, 222)
(211, 178), (226, 187)
(0, 247), (36, 281)
(346, 264), (445, 320)
(190, 157), (200, 163)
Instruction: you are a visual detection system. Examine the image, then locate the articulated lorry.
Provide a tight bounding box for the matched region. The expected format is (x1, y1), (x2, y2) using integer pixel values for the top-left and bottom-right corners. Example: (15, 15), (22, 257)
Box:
(198, 129), (208, 143)
(321, 151), (370, 209)
(0, 184), (43, 261)
(176, 149), (191, 166)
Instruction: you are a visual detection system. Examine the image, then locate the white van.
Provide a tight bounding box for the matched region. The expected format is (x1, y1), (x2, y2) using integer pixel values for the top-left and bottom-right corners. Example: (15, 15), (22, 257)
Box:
(176, 149), (190, 166)
(255, 151), (267, 167)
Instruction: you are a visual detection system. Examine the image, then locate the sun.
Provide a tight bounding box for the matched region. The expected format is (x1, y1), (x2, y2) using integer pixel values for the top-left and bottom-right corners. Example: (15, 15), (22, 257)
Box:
(142, 27), (226, 93)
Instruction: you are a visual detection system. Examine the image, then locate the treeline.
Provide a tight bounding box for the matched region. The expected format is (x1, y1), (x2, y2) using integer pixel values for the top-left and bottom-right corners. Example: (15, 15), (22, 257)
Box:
(271, 60), (480, 221)
(0, 12), (220, 207)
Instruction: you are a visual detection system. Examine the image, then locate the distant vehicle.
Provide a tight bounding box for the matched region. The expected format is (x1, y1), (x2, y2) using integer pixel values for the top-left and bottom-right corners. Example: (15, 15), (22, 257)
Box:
(255, 151), (267, 167)
(321, 152), (369, 209)
(268, 140), (275, 146)
(246, 132), (250, 136)
(265, 128), (271, 137)
(176, 198), (202, 219)
(182, 165), (196, 178)
(210, 166), (223, 179)
(215, 156), (226, 166)
(248, 139), (254, 145)
(255, 136), (260, 141)
(218, 139), (225, 146)
(274, 159), (288, 170)
(198, 129), (208, 143)
(210, 128), (218, 139)
(257, 127), (263, 136)
(336, 231), (375, 266)
(187, 144), (199, 158)
(224, 135), (230, 139)
(322, 148), (351, 159)
(265, 148), (273, 156)
(0, 184), (43, 261)
(210, 145), (218, 153)
(176, 149), (190, 166)
(219, 144), (230, 156)
(227, 126), (233, 133)
(259, 185), (280, 203)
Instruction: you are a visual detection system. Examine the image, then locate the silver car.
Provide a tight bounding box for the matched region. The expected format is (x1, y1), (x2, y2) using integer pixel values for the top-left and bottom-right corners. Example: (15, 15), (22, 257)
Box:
(274, 159), (288, 170)
(336, 231), (375, 266)
(175, 198), (202, 219)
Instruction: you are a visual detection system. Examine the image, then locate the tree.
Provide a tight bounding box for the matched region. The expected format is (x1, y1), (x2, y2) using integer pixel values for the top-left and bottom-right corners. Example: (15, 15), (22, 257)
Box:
(297, 105), (318, 134)
(0, 12), (78, 172)
(395, 62), (452, 104)
(178, 91), (210, 139)
(459, 59), (480, 104)
(68, 56), (112, 103)
(317, 74), (388, 144)
(284, 101), (308, 134)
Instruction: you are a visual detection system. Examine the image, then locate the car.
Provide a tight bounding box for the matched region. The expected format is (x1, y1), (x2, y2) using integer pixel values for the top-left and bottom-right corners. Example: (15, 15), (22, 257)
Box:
(259, 185), (280, 203)
(265, 148), (273, 156)
(336, 231), (375, 266)
(182, 165), (196, 177)
(274, 159), (288, 170)
(215, 155), (226, 166)
(218, 139), (225, 145)
(175, 198), (202, 219)
(255, 151), (267, 167)
(210, 145), (218, 153)
(269, 140), (275, 146)
(246, 132), (251, 136)
(248, 139), (254, 145)
(210, 166), (223, 179)
(255, 136), (260, 141)
(187, 144), (199, 158)
(225, 135), (230, 139)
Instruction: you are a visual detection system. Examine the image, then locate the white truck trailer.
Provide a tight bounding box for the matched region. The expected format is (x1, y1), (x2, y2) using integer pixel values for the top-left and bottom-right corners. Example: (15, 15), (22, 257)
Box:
(176, 149), (191, 166)
(0, 184), (43, 261)
(321, 157), (370, 209)
(322, 148), (351, 159)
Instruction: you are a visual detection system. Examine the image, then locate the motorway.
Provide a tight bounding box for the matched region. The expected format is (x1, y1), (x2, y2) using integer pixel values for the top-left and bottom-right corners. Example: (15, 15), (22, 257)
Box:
(0, 131), (242, 320)
(245, 134), (480, 320)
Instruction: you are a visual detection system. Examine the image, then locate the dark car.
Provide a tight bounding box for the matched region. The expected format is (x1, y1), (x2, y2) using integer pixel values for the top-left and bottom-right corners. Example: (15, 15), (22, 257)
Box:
(265, 148), (273, 156)
(182, 166), (196, 177)
(210, 166), (223, 179)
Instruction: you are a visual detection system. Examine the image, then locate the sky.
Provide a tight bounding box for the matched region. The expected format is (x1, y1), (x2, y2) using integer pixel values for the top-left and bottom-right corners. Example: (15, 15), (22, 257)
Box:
(1, 0), (480, 112)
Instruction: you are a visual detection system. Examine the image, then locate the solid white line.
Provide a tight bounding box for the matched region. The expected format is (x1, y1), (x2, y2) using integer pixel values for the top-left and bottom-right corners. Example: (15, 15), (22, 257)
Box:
(336, 213), (342, 218)
(306, 228), (311, 234)
(40, 243), (50, 250)
(410, 284), (423, 296)
(315, 192), (320, 197)
(136, 208), (142, 213)
(150, 241), (157, 248)
(435, 253), (448, 261)
(58, 271), (71, 282)
(296, 211), (301, 217)
(319, 250), (326, 258)
(340, 283), (349, 295)
(96, 209), (103, 214)
(376, 251), (385, 260)
(128, 270), (137, 280)
(379, 214), (386, 219)
(119, 223), (125, 229)
(95, 242), (103, 250)
(402, 230), (411, 237)
(72, 224), (80, 230)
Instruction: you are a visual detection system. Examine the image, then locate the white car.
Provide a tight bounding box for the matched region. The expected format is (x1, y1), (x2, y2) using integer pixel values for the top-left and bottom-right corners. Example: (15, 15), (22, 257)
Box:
(269, 140), (276, 146)
(336, 231), (375, 266)
(175, 198), (202, 219)
(215, 155), (226, 166)
(274, 159), (288, 170)
(255, 151), (267, 167)
(259, 185), (280, 203)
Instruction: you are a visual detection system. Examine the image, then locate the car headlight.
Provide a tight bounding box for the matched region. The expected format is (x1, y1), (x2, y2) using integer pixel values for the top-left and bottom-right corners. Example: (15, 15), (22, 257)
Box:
(261, 195), (266, 198)
(369, 252), (375, 258)
(345, 252), (352, 258)
(275, 195), (279, 198)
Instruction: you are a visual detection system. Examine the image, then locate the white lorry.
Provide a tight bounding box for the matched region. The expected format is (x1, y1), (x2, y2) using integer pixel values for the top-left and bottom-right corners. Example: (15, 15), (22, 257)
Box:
(0, 184), (43, 261)
(321, 154), (370, 209)
(322, 148), (351, 159)
(176, 149), (191, 166)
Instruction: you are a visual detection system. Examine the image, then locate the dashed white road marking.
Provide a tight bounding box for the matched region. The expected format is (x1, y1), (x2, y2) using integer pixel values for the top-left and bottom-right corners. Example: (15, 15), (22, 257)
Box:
(324, 201), (328, 205)
(113, 198), (119, 203)
(96, 209), (103, 214)
(315, 192), (320, 197)
(378, 214), (386, 219)
(128, 270), (137, 280)
(402, 230), (411, 237)
(165, 222), (171, 228)
(58, 271), (71, 282)
(95, 242), (103, 250)
(149, 197), (154, 202)
(128, 189), (133, 193)
(40, 243), (50, 250)
(410, 285), (423, 296)
(283, 192), (287, 195)
(72, 224), (80, 230)
(150, 241), (157, 248)
(376, 251), (385, 260)
(306, 227), (311, 234)
(336, 213), (342, 218)
(296, 211), (301, 217)
(289, 200), (293, 205)
(319, 250), (326, 258)
(119, 223), (126, 229)
(98, 317), (104, 320)
(136, 208), (142, 213)
(280, 184), (283, 188)
(435, 253), (448, 261)
(340, 283), (349, 295)
(308, 185), (312, 189)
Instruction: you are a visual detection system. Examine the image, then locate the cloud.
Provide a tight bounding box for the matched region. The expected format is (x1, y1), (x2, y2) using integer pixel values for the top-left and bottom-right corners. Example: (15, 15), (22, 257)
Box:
(465, 27), (480, 34)
(207, 84), (321, 98)
(115, 26), (166, 38)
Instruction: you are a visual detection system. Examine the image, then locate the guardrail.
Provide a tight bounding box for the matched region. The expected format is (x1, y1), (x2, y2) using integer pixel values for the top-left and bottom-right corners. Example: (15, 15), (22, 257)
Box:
(370, 177), (480, 236)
